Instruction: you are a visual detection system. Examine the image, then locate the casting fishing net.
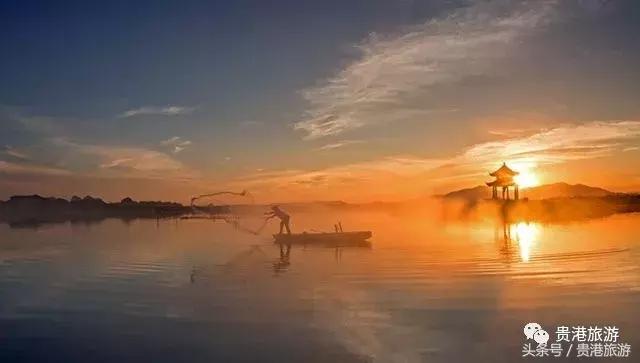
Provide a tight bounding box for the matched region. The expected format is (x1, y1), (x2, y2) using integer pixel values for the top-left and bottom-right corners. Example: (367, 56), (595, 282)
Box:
(189, 190), (268, 235)
(190, 190), (254, 210)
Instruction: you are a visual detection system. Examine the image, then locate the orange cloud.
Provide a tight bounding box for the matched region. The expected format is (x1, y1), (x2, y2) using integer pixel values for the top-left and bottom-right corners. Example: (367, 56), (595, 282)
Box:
(237, 121), (640, 201)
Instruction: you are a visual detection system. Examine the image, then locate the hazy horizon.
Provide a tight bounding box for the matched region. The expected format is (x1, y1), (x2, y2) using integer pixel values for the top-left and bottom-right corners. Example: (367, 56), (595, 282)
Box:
(2, 1), (640, 203)
(1, 179), (635, 205)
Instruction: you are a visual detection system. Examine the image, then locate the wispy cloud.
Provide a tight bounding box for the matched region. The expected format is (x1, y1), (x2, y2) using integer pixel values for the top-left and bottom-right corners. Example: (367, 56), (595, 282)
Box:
(317, 140), (365, 151)
(464, 121), (640, 167)
(118, 105), (194, 118)
(53, 138), (196, 179)
(3, 145), (30, 160)
(243, 120), (640, 198)
(488, 128), (534, 137)
(294, 1), (556, 139)
(160, 136), (192, 154)
(0, 145), (70, 176)
(0, 160), (70, 176)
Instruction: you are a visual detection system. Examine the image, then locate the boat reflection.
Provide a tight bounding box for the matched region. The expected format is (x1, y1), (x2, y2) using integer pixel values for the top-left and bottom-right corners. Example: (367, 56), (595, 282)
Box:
(190, 239), (372, 282)
(272, 240), (372, 275)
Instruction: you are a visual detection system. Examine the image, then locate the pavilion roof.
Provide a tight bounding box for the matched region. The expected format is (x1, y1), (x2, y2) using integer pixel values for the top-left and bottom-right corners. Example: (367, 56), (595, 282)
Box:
(489, 162), (519, 177)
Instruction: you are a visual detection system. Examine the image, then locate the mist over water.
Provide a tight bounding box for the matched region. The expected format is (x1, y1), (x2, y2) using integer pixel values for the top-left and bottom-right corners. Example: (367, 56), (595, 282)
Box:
(0, 210), (639, 362)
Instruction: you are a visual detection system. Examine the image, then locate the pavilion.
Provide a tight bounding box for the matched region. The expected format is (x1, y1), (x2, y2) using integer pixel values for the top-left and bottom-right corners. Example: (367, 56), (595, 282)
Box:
(486, 162), (519, 200)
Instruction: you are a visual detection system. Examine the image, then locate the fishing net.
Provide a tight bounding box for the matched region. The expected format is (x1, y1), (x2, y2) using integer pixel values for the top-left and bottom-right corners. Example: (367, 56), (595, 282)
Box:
(188, 190), (269, 235)
(190, 190), (254, 209)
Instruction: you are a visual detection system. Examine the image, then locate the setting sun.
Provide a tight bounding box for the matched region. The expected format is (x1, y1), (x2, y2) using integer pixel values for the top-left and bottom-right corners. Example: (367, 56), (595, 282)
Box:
(515, 169), (540, 189)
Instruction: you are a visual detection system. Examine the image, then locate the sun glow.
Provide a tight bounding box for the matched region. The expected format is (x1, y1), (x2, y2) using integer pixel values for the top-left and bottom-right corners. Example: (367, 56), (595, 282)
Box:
(511, 222), (540, 262)
(514, 168), (540, 189)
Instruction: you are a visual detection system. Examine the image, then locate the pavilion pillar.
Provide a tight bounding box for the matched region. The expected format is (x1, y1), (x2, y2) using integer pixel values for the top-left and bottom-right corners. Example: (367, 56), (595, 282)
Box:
(515, 185), (519, 200)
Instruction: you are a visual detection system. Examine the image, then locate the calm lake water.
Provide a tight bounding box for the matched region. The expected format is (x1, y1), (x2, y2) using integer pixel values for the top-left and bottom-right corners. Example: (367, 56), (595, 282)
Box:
(1, 210), (639, 362)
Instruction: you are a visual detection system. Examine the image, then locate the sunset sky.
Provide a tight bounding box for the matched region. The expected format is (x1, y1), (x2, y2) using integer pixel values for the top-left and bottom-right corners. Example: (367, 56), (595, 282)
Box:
(1, 0), (639, 203)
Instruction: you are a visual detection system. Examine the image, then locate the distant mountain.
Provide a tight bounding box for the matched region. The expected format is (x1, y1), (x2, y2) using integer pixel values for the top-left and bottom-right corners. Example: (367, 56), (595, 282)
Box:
(0, 194), (188, 228)
(442, 185), (491, 200)
(442, 182), (614, 201)
(524, 183), (613, 199)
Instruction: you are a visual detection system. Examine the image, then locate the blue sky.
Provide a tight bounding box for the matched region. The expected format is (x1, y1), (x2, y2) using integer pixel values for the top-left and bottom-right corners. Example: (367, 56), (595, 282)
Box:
(1, 0), (640, 202)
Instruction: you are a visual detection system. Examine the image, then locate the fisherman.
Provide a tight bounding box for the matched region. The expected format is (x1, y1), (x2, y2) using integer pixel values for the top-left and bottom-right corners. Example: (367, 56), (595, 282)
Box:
(264, 205), (291, 235)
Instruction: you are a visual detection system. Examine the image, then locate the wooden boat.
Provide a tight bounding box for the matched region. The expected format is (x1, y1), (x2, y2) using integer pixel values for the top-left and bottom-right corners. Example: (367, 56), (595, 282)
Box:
(273, 231), (372, 246)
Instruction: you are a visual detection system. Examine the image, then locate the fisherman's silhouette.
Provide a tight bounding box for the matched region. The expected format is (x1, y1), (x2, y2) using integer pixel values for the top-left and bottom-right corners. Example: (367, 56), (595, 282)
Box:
(264, 205), (291, 234)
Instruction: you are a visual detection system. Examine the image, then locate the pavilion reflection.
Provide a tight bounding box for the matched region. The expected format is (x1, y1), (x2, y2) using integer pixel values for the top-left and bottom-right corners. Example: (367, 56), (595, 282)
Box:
(496, 221), (540, 263)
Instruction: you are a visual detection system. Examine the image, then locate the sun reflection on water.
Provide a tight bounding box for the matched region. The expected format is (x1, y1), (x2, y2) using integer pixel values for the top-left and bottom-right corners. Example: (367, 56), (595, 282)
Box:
(511, 222), (540, 262)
